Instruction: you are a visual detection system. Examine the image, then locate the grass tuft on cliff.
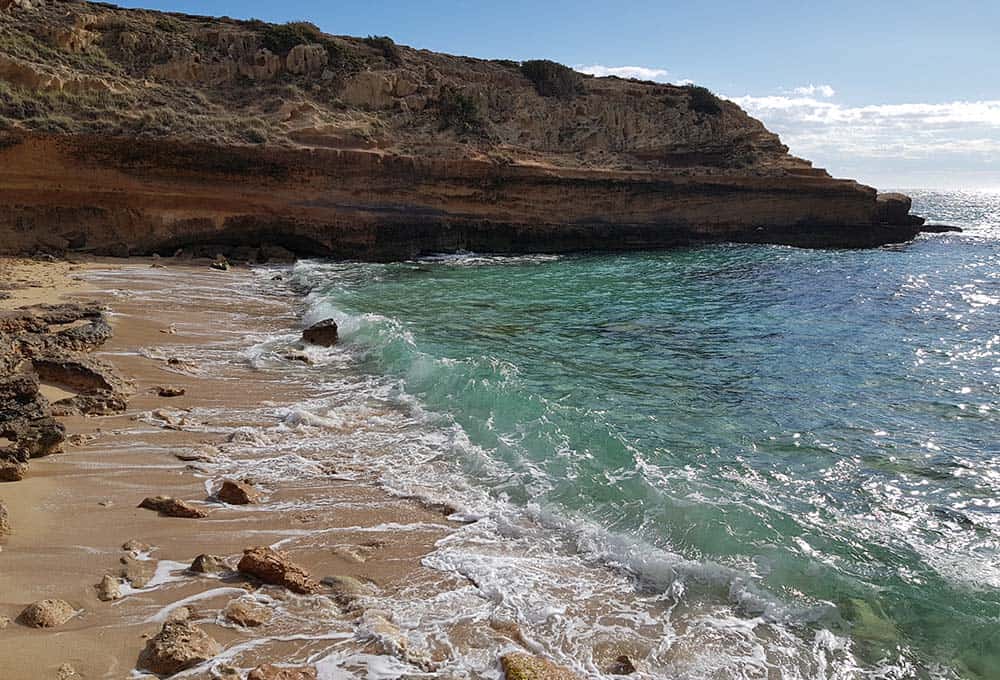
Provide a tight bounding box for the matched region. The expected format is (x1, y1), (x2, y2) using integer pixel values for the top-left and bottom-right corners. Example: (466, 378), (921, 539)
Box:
(363, 35), (402, 66)
(686, 85), (724, 115)
(520, 60), (584, 98)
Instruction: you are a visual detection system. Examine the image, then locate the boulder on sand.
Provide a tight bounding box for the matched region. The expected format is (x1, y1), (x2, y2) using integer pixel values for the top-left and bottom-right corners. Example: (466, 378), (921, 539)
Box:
(139, 495), (207, 518)
(216, 479), (260, 505)
(18, 599), (76, 628)
(96, 574), (123, 601)
(224, 597), (271, 627)
(237, 546), (320, 594)
(137, 620), (222, 676)
(301, 319), (338, 347)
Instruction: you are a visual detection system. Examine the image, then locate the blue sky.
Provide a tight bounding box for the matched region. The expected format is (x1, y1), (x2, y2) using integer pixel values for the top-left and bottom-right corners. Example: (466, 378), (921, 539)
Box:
(119, 0), (1000, 190)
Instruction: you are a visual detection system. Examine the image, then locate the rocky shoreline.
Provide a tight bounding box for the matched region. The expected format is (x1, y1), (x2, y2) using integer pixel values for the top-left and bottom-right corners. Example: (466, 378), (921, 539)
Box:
(0, 257), (600, 680)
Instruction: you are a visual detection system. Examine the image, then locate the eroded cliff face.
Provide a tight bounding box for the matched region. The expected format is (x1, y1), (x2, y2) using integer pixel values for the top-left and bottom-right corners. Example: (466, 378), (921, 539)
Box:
(0, 0), (929, 258)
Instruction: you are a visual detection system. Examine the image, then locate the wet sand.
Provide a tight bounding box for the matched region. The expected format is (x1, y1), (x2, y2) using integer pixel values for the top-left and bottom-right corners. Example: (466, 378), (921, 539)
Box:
(0, 259), (472, 679)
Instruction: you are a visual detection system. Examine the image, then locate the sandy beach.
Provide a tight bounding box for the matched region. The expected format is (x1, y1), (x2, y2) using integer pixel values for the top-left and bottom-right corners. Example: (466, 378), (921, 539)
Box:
(0, 257), (484, 679)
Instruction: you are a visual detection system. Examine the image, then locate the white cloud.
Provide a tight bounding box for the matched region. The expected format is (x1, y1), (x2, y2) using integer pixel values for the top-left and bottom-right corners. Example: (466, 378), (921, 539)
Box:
(576, 64), (670, 82)
(725, 94), (1000, 163)
(792, 84), (836, 97)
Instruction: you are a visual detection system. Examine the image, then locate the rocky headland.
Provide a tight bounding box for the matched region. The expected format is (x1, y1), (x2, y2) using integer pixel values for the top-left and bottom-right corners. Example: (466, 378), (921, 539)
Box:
(0, 0), (948, 262)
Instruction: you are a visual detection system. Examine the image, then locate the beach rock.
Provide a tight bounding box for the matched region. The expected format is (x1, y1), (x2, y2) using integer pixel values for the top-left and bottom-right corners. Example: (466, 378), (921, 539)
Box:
(96, 574), (123, 601)
(0, 615), (11, 629)
(0, 458), (27, 481)
(157, 385), (185, 397)
(122, 538), (152, 554)
(18, 599), (76, 628)
(56, 663), (80, 680)
(321, 575), (377, 609)
(190, 553), (229, 574)
(67, 432), (96, 446)
(0, 499), (9, 535)
(224, 597), (271, 627)
(165, 606), (194, 624)
(301, 319), (338, 347)
(139, 495), (207, 518)
(501, 653), (580, 680)
(137, 620), (222, 676)
(120, 555), (156, 588)
(358, 610), (432, 670)
(247, 664), (318, 680)
(608, 655), (637, 675)
(210, 256), (230, 271)
(216, 478), (260, 505)
(237, 546), (320, 594)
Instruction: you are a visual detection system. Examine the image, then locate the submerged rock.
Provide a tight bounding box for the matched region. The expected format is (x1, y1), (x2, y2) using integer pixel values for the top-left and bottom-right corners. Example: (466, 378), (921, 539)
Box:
(237, 546), (320, 594)
(301, 319), (338, 347)
(189, 553), (229, 574)
(19, 599), (76, 628)
(216, 478), (260, 505)
(321, 575), (377, 610)
(96, 574), (123, 601)
(120, 555), (156, 588)
(156, 385), (185, 397)
(223, 597), (271, 627)
(608, 655), (637, 675)
(501, 653), (580, 680)
(137, 620), (222, 676)
(247, 664), (317, 680)
(138, 495), (207, 518)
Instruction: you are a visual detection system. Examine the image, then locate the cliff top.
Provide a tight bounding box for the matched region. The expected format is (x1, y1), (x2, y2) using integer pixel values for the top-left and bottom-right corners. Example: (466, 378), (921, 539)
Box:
(0, 0), (819, 176)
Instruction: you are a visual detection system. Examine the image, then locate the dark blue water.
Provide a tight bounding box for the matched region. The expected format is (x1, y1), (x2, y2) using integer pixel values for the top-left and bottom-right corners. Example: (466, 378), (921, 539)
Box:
(292, 190), (999, 678)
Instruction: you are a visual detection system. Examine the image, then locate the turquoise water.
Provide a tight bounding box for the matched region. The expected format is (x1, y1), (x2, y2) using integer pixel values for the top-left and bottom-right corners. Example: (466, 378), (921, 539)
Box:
(291, 190), (999, 678)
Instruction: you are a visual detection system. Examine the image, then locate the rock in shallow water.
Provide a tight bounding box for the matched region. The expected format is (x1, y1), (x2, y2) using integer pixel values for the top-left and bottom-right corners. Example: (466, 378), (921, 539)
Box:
(189, 553), (229, 574)
(301, 318), (338, 347)
(0, 499), (9, 535)
(501, 653), (581, 680)
(96, 574), (122, 601)
(247, 664), (317, 680)
(224, 597), (271, 627)
(216, 478), (259, 505)
(137, 620), (221, 676)
(237, 546), (320, 594)
(18, 599), (76, 628)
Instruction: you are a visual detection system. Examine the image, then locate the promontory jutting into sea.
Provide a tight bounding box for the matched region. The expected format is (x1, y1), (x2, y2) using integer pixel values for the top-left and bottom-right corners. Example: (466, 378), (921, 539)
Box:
(0, 2), (996, 679)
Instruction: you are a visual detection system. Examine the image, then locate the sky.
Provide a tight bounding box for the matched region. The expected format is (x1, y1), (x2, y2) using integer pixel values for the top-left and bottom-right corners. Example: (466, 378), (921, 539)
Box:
(119, 0), (1000, 191)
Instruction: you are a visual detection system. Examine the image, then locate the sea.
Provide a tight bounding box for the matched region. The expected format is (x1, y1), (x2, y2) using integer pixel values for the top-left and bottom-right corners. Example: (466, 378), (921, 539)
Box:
(224, 189), (997, 679)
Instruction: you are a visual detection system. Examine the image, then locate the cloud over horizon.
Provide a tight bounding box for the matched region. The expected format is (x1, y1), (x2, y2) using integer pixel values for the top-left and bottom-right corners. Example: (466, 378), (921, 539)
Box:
(576, 64), (671, 82)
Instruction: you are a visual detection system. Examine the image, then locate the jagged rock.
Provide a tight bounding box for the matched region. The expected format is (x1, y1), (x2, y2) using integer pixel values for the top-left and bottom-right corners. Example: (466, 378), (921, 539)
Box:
(189, 553), (229, 573)
(501, 653), (580, 680)
(237, 546), (320, 594)
(137, 620), (222, 676)
(216, 478), (259, 505)
(0, 615), (10, 629)
(223, 597), (271, 627)
(157, 385), (185, 397)
(608, 655), (637, 675)
(286, 44), (328, 76)
(301, 319), (338, 347)
(0, 499), (9, 535)
(321, 575), (376, 609)
(120, 555), (155, 588)
(247, 664), (318, 680)
(18, 599), (76, 628)
(96, 574), (123, 601)
(138, 495), (207, 518)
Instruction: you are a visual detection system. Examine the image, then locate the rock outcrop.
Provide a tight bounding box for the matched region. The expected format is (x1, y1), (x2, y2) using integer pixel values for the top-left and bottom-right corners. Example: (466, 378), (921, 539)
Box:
(0, 302), (129, 481)
(0, 2), (937, 261)
(138, 495), (208, 518)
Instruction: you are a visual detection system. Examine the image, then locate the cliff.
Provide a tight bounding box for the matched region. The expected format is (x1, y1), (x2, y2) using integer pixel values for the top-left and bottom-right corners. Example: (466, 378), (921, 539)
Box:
(0, 0), (934, 259)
